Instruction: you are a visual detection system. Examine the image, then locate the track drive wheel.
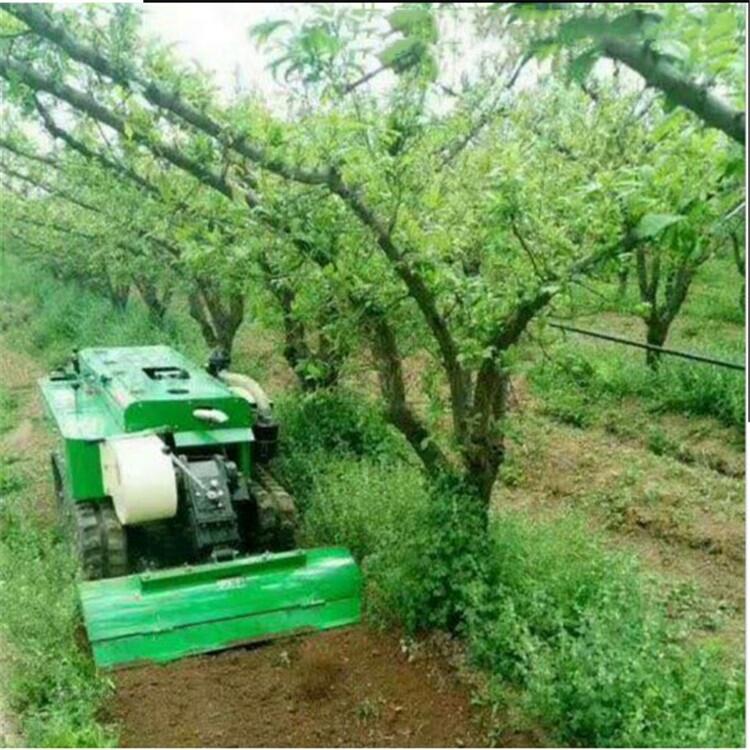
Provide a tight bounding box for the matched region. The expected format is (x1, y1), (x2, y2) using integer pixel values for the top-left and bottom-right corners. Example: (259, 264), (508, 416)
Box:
(73, 501), (129, 580)
(250, 466), (297, 551)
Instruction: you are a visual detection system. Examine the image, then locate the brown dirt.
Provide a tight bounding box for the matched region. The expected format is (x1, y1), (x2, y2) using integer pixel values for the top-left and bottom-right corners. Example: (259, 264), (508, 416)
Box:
(112, 626), (509, 748)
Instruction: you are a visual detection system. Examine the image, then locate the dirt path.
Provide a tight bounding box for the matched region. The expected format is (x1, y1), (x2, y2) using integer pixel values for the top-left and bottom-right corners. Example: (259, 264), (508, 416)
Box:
(113, 627), (507, 748)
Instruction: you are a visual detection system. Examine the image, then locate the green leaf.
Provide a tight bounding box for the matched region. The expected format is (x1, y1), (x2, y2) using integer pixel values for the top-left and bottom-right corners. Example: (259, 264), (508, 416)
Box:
(529, 37), (561, 60)
(248, 19), (291, 44)
(654, 39), (690, 64)
(422, 53), (438, 82)
(608, 9), (663, 39)
(378, 37), (425, 72)
(508, 3), (567, 23)
(635, 213), (684, 239)
(557, 15), (611, 44)
(722, 155), (745, 180)
(387, 7), (436, 42)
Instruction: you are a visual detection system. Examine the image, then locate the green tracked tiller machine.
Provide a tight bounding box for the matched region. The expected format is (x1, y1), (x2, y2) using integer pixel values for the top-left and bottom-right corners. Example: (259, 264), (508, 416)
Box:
(40, 345), (361, 669)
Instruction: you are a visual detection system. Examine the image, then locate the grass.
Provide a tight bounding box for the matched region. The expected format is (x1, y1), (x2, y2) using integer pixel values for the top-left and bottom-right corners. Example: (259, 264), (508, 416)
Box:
(0, 417), (116, 746)
(683, 256), (745, 330)
(474, 515), (744, 747)
(0, 256), (206, 747)
(529, 343), (744, 433)
(0, 254), (205, 367)
(535, 253), (745, 435)
(274, 390), (746, 748)
(0, 386), (16, 435)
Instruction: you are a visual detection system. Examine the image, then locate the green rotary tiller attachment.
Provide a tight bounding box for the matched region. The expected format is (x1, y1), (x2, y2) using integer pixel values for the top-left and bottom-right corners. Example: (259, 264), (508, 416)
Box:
(78, 547), (361, 670)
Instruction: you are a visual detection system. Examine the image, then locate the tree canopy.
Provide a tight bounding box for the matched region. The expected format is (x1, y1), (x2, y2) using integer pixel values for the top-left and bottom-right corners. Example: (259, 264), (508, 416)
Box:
(0, 2), (744, 505)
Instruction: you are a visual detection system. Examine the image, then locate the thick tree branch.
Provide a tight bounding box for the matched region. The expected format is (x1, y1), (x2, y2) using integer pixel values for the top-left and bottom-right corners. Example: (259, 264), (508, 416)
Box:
(5, 3), (330, 185)
(33, 96), (158, 196)
(327, 170), (471, 439)
(362, 304), (452, 474)
(3, 6), (474, 438)
(0, 55), (239, 201)
(601, 35), (745, 145)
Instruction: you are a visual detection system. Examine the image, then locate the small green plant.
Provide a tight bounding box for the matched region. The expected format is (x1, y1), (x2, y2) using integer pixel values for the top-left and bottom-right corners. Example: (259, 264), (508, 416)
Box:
(0, 387), (17, 434)
(355, 697), (381, 722)
(465, 513), (745, 747)
(0, 460), (23, 495)
(647, 426), (678, 457)
(0, 479), (117, 746)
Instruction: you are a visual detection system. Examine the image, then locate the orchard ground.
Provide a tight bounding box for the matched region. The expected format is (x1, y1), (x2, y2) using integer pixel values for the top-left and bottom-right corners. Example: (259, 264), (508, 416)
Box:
(0, 251), (744, 747)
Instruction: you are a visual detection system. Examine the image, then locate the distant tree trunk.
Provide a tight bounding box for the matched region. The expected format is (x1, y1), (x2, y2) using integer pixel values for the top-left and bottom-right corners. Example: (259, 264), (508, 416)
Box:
(104, 274), (129, 311)
(258, 253), (344, 391)
(187, 277), (245, 359)
(635, 243), (695, 370)
(314, 330), (343, 388)
(617, 264), (630, 298)
(134, 275), (172, 324)
(730, 230), (745, 312)
(644, 315), (669, 369)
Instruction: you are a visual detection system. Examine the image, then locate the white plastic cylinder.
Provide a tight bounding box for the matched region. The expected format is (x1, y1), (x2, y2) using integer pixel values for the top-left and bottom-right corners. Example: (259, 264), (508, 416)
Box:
(100, 435), (178, 525)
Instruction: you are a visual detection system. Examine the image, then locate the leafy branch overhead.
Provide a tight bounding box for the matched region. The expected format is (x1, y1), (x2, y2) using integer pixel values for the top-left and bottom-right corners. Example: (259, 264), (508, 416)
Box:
(505, 4), (745, 144)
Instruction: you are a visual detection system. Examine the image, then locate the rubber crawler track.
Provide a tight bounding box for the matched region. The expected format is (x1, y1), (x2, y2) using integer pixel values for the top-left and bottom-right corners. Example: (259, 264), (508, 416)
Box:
(250, 466), (297, 551)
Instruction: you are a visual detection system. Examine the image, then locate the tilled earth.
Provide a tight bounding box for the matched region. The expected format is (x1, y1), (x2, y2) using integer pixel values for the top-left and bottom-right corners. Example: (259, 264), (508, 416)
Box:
(112, 627), (496, 747)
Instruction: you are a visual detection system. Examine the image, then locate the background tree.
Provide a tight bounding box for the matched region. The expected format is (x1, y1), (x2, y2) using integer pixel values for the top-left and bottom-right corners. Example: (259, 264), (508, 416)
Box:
(0, 2), (744, 509)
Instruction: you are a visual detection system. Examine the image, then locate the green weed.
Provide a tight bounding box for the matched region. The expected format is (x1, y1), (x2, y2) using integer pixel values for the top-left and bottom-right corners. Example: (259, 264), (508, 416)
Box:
(0, 492), (117, 746)
(0, 386), (18, 435)
(469, 514), (744, 747)
(530, 344), (744, 432)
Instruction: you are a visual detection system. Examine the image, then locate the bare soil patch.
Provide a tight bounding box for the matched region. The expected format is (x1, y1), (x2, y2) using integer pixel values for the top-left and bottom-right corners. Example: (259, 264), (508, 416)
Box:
(112, 626), (506, 748)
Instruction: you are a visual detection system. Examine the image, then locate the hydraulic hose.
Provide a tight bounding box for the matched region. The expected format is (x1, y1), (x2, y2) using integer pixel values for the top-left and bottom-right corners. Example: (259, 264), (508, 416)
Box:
(219, 371), (274, 423)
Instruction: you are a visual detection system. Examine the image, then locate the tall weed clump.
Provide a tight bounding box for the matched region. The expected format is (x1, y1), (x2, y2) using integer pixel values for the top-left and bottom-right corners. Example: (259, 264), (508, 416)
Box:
(275, 390), (492, 631)
(531, 344), (744, 431)
(466, 514), (745, 747)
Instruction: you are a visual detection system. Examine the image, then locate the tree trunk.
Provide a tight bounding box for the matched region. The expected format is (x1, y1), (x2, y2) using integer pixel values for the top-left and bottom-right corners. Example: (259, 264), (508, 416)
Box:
(188, 289), (219, 349)
(730, 232), (745, 313)
(617, 265), (629, 298)
(193, 279), (245, 360)
(134, 276), (170, 324)
(461, 361), (510, 508)
(645, 317), (668, 369)
(105, 275), (129, 311)
(364, 305), (452, 476)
